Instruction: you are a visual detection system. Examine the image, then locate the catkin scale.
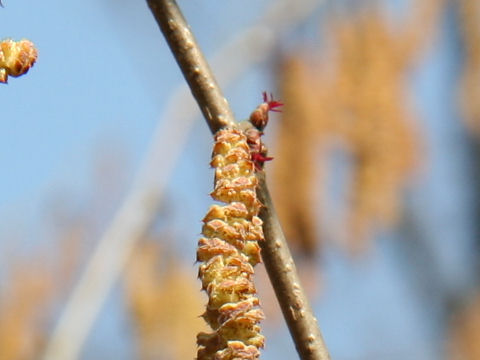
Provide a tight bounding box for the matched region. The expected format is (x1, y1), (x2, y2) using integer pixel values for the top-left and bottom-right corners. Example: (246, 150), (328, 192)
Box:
(197, 128), (265, 360)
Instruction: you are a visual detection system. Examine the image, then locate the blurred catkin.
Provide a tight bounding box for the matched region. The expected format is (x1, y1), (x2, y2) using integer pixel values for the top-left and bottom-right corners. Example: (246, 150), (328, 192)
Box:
(274, 0), (443, 254)
(0, 261), (52, 360)
(458, 0), (480, 137)
(274, 57), (328, 256)
(197, 129), (265, 360)
(448, 293), (480, 360)
(0, 220), (84, 360)
(125, 240), (205, 360)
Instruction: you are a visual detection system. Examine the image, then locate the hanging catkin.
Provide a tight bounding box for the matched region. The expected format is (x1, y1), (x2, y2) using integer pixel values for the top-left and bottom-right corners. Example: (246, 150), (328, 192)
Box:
(196, 94), (281, 360)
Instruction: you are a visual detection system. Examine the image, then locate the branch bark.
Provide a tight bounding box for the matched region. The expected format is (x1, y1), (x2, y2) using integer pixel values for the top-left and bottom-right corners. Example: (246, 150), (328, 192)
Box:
(147, 0), (235, 133)
(256, 172), (330, 360)
(147, 1), (330, 359)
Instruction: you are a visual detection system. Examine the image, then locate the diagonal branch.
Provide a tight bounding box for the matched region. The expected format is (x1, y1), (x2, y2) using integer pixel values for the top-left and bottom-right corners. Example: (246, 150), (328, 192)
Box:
(255, 172), (330, 360)
(147, 0), (235, 133)
(147, 1), (330, 359)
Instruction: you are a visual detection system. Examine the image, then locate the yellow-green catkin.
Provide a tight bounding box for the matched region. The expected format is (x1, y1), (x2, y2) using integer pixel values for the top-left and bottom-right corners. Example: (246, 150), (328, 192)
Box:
(196, 128), (265, 360)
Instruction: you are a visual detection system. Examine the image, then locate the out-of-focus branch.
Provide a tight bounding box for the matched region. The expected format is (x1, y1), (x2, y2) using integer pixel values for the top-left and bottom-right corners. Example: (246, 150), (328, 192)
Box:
(147, 1), (330, 359)
(42, 1), (325, 359)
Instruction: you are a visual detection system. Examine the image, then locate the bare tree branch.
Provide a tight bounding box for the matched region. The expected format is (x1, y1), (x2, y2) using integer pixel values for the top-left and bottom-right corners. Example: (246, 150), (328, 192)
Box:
(147, 1), (330, 359)
(147, 0), (235, 133)
(256, 172), (330, 360)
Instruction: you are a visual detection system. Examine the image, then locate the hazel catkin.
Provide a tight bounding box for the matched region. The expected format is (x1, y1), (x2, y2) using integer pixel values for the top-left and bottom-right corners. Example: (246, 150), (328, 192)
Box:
(196, 128), (265, 360)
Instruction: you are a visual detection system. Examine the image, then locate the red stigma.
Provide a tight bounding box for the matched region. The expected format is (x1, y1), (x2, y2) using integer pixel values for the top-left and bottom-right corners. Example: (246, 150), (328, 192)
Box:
(251, 152), (274, 170)
(262, 91), (283, 113)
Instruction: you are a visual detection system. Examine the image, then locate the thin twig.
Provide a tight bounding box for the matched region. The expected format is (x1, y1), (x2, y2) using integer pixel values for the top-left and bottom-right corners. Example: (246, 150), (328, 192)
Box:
(256, 172), (330, 360)
(147, 1), (330, 359)
(147, 0), (236, 133)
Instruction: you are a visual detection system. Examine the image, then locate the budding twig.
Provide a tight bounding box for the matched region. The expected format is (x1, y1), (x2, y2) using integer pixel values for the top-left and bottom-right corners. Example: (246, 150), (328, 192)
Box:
(147, 1), (330, 359)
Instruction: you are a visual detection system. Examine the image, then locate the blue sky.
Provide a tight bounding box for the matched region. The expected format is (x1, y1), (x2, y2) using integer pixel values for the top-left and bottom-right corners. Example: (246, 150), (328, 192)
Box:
(1, 1), (478, 359)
